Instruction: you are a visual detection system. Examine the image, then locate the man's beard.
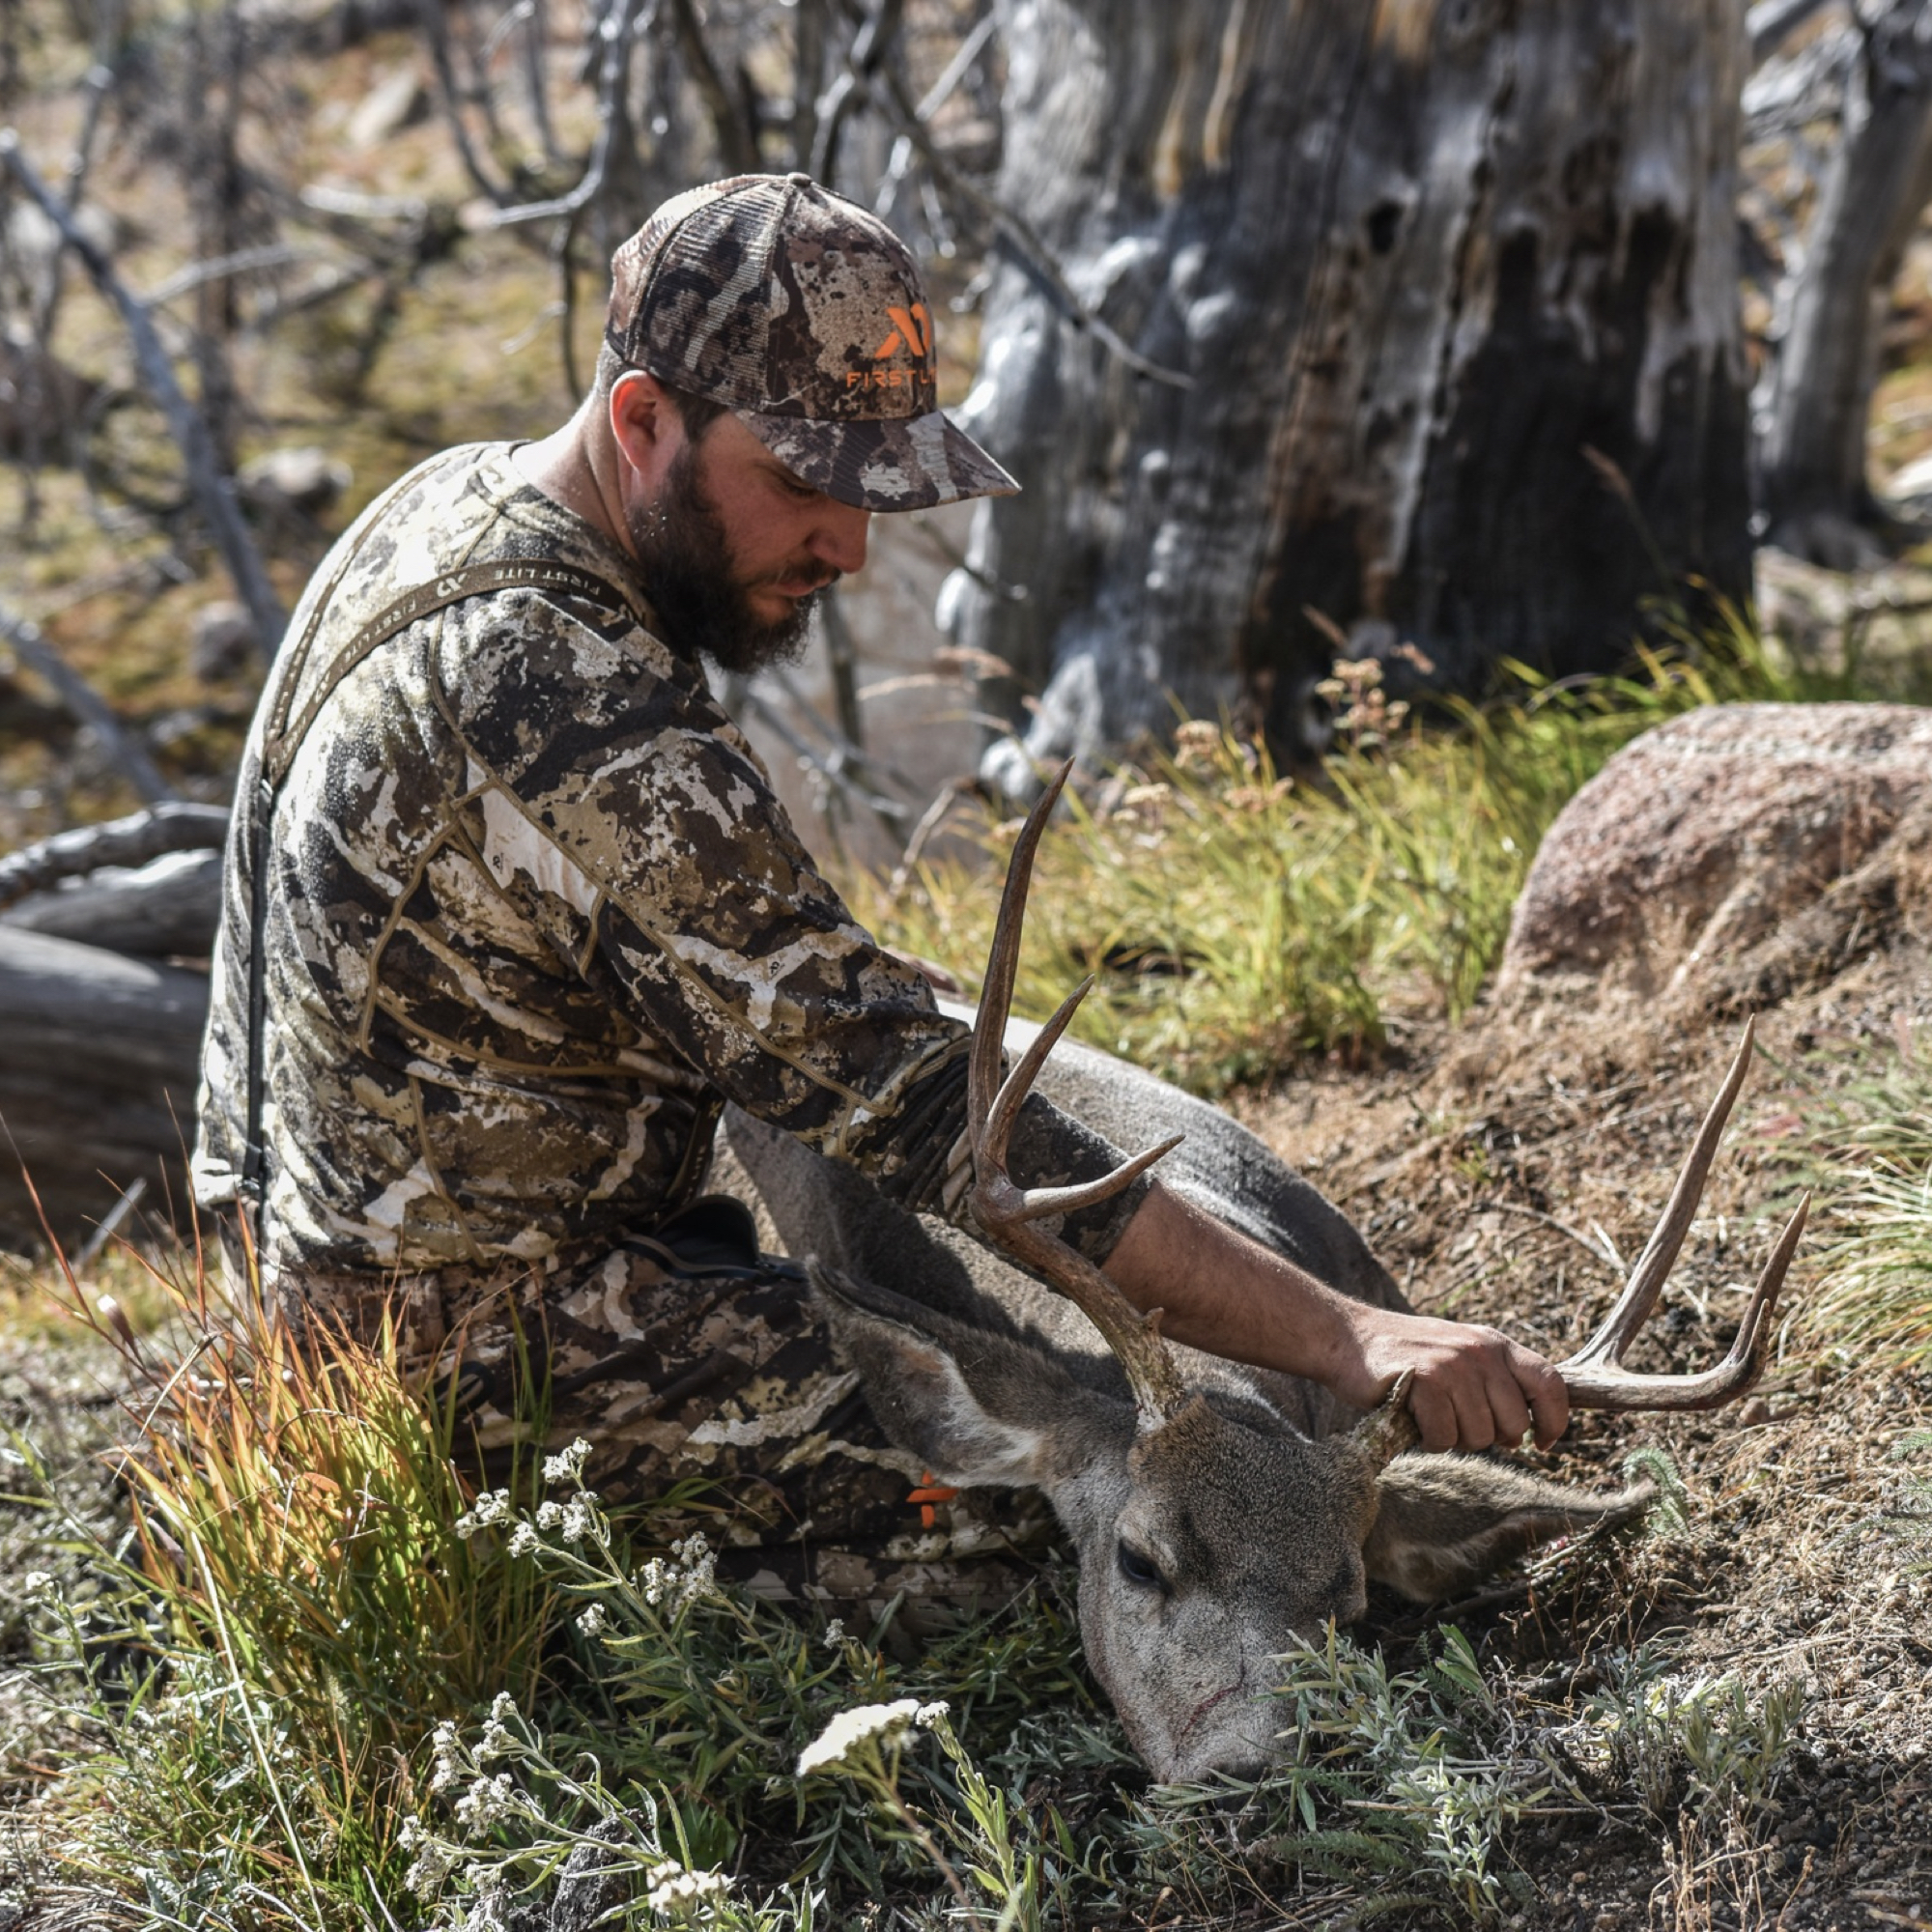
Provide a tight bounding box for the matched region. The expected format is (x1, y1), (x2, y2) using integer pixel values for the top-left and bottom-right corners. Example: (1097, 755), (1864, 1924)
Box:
(627, 441), (831, 676)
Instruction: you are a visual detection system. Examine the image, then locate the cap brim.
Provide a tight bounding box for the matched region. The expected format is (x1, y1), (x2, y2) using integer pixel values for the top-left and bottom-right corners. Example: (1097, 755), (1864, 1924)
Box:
(737, 407), (1018, 511)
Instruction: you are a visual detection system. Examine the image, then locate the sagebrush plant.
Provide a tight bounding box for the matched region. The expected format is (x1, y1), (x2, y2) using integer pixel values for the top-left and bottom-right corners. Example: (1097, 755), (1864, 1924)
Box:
(848, 616), (1859, 1093)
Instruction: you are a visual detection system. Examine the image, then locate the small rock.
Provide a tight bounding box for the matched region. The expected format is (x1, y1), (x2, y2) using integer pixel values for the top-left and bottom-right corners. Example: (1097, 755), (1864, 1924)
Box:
(190, 599), (258, 681)
(346, 61), (426, 150)
(1740, 1396), (1774, 1428)
(240, 445), (351, 518)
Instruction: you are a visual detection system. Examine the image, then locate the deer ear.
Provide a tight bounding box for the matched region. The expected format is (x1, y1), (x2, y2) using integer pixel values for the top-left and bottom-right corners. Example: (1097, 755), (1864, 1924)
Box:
(1362, 1455), (1656, 1602)
(807, 1260), (1101, 1489)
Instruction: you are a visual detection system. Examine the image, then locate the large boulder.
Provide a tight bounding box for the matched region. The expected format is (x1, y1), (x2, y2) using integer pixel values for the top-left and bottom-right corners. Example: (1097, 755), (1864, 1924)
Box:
(1498, 702), (1932, 1011)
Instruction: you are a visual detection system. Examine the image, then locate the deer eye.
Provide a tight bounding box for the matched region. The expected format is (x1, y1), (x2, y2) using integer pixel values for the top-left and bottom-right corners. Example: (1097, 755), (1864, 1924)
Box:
(1116, 1540), (1167, 1592)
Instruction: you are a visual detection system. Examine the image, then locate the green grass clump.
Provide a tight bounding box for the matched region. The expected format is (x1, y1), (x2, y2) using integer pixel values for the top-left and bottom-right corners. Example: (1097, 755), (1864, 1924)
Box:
(850, 618), (1857, 1094)
(1788, 1037), (1932, 1367)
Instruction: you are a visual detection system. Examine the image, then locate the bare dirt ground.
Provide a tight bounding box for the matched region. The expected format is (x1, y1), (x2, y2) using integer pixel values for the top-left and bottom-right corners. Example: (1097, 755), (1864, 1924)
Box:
(1237, 942), (1932, 1931)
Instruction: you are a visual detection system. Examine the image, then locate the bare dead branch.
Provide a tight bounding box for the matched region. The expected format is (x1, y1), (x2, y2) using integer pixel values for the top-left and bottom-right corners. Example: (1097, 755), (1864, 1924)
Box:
(417, 0), (516, 206)
(0, 130), (288, 656)
(0, 603), (179, 809)
(669, 0), (760, 175)
(142, 242), (310, 308)
(811, 0), (905, 183)
(475, 0), (649, 228)
(870, 63), (1193, 389)
(874, 10), (997, 212)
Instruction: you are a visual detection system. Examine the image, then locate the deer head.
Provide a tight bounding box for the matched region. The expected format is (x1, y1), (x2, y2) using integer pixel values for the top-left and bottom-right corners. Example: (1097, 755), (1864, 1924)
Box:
(814, 762), (1807, 1783)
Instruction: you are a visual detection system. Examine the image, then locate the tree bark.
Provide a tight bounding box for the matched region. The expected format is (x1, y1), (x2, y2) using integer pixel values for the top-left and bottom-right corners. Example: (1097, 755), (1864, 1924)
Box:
(1756, 0), (1932, 565)
(945, 0), (1753, 788)
(0, 927), (209, 1247)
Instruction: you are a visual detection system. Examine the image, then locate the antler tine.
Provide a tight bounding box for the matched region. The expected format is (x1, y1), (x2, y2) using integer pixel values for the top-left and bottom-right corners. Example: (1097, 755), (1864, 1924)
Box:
(967, 759), (1189, 1427)
(1562, 1193), (1808, 1411)
(1567, 1016), (1758, 1370)
(984, 973), (1097, 1167)
(1008, 1133), (1188, 1226)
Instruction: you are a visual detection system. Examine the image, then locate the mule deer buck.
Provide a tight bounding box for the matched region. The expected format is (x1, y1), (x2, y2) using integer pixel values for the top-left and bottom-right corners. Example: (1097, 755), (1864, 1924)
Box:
(725, 766), (1806, 1782)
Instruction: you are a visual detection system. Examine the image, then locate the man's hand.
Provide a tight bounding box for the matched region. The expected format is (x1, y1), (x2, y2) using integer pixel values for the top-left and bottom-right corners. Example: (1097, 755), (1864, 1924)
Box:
(1329, 1304), (1569, 1452)
(1104, 1181), (1571, 1455)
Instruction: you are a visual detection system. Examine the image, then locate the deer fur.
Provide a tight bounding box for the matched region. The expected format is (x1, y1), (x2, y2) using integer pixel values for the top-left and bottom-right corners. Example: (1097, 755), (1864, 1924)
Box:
(722, 1008), (1651, 1782)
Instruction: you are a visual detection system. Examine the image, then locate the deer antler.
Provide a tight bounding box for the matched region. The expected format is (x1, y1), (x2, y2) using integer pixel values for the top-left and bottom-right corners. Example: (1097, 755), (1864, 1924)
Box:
(1558, 1015), (1808, 1410)
(967, 759), (1190, 1428)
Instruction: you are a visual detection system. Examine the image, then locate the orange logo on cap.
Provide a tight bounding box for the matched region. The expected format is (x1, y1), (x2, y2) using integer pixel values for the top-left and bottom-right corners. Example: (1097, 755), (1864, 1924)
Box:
(873, 302), (932, 361)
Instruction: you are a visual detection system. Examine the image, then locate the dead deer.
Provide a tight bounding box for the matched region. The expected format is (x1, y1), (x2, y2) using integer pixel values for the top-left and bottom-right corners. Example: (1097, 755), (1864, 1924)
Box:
(724, 764), (1806, 1782)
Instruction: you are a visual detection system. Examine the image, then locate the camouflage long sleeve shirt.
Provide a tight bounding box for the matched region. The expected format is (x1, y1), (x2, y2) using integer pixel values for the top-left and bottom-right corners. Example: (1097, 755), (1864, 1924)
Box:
(193, 441), (1146, 1280)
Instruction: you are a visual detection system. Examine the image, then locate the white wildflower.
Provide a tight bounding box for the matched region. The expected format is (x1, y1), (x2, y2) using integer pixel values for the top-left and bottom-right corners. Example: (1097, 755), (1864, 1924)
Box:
(489, 1692), (516, 1724)
(633, 1532), (715, 1613)
(428, 1719), (466, 1794)
(576, 1603), (608, 1637)
(542, 1437), (592, 1487)
(535, 1500), (564, 1530)
(507, 1521), (541, 1559)
(795, 1697), (949, 1777)
(476, 1721), (517, 1763)
(19, 1571), (55, 1602)
(453, 1771), (523, 1836)
(639, 1557), (670, 1605)
(821, 1618), (844, 1650)
(453, 1490), (513, 1539)
(643, 1861), (730, 1914)
(560, 1500), (592, 1544)
(404, 1839), (457, 1899)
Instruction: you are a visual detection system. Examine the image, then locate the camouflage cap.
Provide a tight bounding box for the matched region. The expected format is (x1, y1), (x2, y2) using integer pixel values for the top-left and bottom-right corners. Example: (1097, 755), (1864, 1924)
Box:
(606, 174), (1017, 512)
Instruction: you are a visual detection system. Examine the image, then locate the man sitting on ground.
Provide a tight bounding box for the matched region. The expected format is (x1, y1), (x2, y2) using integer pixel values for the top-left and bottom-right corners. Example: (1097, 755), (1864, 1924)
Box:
(193, 174), (1567, 1603)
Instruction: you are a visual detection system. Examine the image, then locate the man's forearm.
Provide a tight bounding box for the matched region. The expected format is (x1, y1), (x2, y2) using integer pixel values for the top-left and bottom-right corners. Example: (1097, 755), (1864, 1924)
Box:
(1103, 1180), (1570, 1452)
(1104, 1181), (1370, 1388)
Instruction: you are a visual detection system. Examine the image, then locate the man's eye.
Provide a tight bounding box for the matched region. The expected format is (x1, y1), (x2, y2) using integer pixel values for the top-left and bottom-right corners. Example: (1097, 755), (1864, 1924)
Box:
(1117, 1541), (1167, 1592)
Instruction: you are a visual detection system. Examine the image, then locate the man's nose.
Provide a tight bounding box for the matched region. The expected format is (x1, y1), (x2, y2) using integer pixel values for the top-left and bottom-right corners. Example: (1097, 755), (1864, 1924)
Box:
(810, 501), (870, 578)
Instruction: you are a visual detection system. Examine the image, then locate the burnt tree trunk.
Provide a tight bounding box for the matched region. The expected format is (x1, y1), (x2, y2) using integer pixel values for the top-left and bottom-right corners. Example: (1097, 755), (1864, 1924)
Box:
(945, 0), (1753, 787)
(1757, 0), (1932, 564)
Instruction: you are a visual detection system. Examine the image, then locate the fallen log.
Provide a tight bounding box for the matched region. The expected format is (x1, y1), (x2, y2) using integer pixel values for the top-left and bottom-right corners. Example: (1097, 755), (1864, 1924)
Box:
(0, 802), (229, 911)
(0, 924), (210, 1248)
(3, 848), (223, 957)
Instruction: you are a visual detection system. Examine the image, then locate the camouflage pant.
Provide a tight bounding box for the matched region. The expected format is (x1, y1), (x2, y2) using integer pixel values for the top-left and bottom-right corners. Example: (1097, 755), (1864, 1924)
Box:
(236, 1200), (1051, 1618)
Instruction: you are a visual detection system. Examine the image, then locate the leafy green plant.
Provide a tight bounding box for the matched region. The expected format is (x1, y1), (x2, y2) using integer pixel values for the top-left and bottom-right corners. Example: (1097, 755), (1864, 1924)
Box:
(1576, 1643), (1804, 1821)
(1883, 1431), (1932, 1576)
(1130, 1626), (1548, 1926)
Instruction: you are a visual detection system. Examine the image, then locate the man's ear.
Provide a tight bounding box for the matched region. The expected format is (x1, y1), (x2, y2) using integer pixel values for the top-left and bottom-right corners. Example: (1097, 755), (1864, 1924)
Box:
(1363, 1455), (1656, 1602)
(808, 1260), (1116, 1491)
(608, 369), (678, 480)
